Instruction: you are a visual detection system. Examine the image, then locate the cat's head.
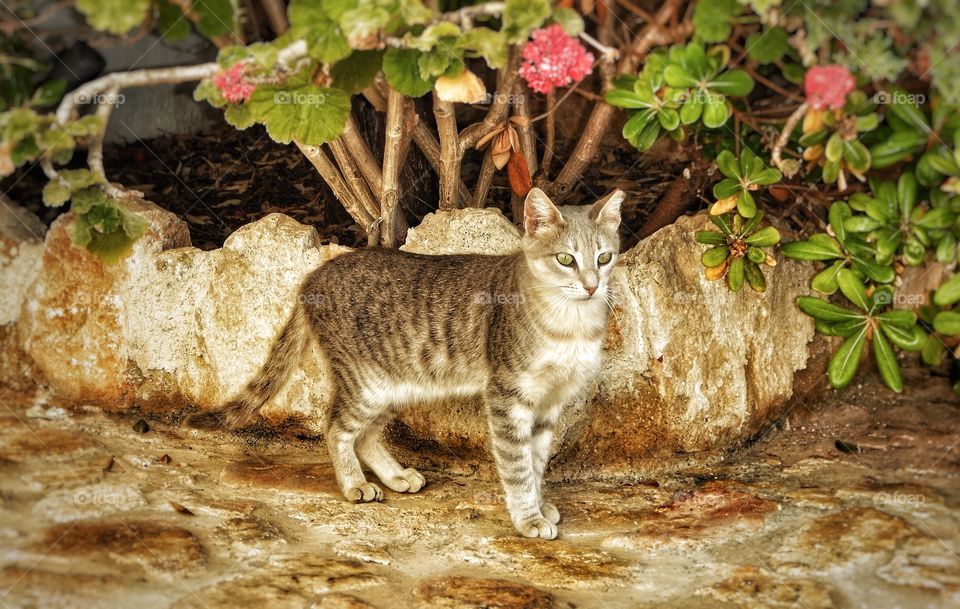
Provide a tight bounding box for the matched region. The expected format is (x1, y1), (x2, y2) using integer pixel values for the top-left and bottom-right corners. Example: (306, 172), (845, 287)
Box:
(520, 187), (624, 301)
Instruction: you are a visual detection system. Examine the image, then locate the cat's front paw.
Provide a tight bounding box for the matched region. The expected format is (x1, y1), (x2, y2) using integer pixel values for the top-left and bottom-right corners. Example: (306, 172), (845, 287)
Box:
(516, 516), (558, 540)
(344, 482), (383, 503)
(382, 468), (426, 493)
(541, 501), (561, 525)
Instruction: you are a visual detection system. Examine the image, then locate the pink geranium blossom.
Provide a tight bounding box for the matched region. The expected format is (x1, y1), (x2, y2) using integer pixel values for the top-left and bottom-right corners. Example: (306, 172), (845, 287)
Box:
(804, 64), (856, 111)
(519, 24), (594, 95)
(214, 62), (255, 103)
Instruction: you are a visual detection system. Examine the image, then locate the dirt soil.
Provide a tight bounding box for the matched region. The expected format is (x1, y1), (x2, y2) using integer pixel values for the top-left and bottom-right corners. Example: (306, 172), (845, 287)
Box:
(0, 361), (957, 608)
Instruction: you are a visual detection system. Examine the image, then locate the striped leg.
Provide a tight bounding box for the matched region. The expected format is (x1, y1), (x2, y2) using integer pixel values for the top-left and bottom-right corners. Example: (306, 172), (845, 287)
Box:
(531, 410), (561, 525)
(486, 388), (557, 540)
(357, 415), (426, 493)
(326, 384), (386, 503)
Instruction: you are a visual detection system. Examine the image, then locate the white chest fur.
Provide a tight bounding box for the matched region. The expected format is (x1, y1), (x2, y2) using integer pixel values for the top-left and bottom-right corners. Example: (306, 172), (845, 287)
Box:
(519, 335), (604, 406)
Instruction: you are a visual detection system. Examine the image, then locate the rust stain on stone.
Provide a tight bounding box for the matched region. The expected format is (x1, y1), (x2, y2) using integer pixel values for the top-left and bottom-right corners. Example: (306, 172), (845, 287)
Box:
(222, 460), (341, 495)
(414, 575), (555, 609)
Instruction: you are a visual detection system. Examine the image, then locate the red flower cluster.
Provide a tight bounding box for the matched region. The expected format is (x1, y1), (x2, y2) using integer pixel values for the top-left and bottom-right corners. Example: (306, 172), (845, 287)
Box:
(214, 62), (255, 103)
(803, 64), (856, 111)
(519, 25), (594, 95)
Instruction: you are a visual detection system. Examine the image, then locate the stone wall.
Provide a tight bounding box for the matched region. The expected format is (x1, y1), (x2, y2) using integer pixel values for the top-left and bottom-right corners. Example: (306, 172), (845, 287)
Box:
(0, 199), (820, 478)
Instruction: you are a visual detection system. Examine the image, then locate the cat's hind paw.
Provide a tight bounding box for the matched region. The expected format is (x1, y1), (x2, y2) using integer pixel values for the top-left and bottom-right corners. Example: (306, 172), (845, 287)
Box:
(516, 516), (558, 540)
(541, 501), (561, 525)
(382, 468), (426, 493)
(345, 482), (383, 503)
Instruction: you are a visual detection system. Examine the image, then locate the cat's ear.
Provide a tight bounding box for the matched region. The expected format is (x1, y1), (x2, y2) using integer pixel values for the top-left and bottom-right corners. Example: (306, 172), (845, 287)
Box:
(590, 190), (624, 229)
(523, 188), (564, 236)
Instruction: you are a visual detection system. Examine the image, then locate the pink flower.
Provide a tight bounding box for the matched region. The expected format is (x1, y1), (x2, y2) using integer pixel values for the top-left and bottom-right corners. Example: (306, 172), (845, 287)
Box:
(519, 24), (594, 95)
(804, 64), (856, 111)
(214, 62), (255, 103)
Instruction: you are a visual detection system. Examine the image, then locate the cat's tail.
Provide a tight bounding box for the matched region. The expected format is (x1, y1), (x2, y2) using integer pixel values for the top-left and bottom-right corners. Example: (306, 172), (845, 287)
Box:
(184, 303), (309, 431)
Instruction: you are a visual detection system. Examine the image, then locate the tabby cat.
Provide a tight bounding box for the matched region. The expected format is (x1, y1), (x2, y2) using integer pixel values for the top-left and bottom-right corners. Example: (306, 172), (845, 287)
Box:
(187, 187), (624, 539)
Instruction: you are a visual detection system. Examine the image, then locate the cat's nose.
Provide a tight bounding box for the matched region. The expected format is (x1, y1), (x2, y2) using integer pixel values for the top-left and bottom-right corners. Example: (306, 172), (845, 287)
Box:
(585, 285), (597, 296)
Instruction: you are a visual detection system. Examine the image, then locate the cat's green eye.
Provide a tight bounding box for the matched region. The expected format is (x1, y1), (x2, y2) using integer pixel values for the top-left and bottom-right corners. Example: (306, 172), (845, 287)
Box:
(598, 252), (613, 265)
(556, 253), (575, 267)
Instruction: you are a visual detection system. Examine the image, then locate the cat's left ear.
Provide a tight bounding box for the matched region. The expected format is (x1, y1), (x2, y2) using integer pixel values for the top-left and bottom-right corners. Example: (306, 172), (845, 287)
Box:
(590, 190), (624, 229)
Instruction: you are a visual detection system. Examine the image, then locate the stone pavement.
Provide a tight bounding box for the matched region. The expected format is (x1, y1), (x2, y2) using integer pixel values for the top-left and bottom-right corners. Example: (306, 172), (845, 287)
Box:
(0, 365), (958, 608)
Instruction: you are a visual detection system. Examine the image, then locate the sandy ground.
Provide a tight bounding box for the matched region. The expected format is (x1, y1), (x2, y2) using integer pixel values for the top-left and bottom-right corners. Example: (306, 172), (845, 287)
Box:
(0, 364), (958, 609)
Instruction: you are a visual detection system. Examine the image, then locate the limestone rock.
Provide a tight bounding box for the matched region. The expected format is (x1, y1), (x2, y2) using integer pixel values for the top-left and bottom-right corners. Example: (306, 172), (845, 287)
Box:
(402, 207), (521, 255)
(0, 197), (45, 326)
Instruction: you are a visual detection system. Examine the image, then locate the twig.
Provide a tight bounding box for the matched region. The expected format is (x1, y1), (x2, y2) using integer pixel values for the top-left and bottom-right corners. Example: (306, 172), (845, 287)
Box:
(410, 121), (472, 207)
(512, 81), (537, 222)
(295, 141), (375, 230)
(433, 92), (462, 210)
(341, 114), (383, 198)
(542, 90), (556, 178)
(471, 149), (496, 208)
(771, 102), (809, 170)
(549, 0), (685, 196)
(86, 87), (141, 200)
(380, 86), (405, 247)
(259, 0), (288, 34)
(328, 138), (381, 224)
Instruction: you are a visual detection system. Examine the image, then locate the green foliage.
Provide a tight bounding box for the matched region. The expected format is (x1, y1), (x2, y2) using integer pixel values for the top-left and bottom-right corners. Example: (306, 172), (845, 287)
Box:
(799, 91), (879, 187)
(607, 43), (754, 152)
(692, 0), (740, 43)
(711, 148), (782, 218)
(696, 210), (781, 293)
(797, 271), (922, 392)
(75, 0), (151, 35)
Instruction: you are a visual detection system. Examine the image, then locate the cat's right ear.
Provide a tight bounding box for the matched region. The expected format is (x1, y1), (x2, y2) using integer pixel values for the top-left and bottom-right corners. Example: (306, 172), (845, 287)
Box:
(524, 188), (564, 236)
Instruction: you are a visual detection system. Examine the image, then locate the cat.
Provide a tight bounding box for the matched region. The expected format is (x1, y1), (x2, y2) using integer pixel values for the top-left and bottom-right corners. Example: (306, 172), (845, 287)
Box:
(187, 187), (624, 539)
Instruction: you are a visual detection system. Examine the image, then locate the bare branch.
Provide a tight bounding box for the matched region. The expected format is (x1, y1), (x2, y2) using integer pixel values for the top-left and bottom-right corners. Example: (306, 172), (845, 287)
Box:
(259, 0), (289, 34)
(410, 122), (472, 207)
(771, 102), (809, 171)
(471, 149), (496, 208)
(329, 137), (381, 224)
(341, 114), (383, 198)
(295, 141), (375, 230)
(459, 49), (523, 150)
(380, 86), (405, 247)
(433, 91), (461, 210)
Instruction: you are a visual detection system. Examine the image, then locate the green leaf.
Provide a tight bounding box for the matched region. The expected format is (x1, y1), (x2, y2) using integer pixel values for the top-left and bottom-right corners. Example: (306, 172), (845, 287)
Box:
(780, 234), (843, 260)
(915, 208), (956, 230)
(30, 79), (67, 109)
(42, 181), (71, 207)
(246, 79), (350, 145)
(921, 334), (946, 366)
(811, 261), (845, 294)
(837, 268), (871, 312)
(383, 48), (435, 97)
(679, 95), (703, 124)
(746, 27), (789, 64)
(796, 296), (863, 322)
(736, 190), (756, 218)
(503, 0), (551, 43)
(827, 327), (868, 389)
(933, 274), (960, 307)
(330, 50), (384, 94)
(712, 177), (741, 199)
(605, 89), (647, 109)
(870, 130), (927, 168)
(876, 309), (917, 329)
(71, 187), (107, 214)
(551, 7), (584, 36)
(702, 245), (730, 267)
(191, 0), (235, 38)
(715, 150), (740, 179)
(843, 140), (871, 174)
(882, 324), (926, 352)
(898, 171), (918, 219)
(75, 0), (150, 34)
(826, 132), (844, 163)
(156, 0), (191, 41)
(744, 226), (780, 247)
(872, 329), (903, 392)
(695, 230), (727, 245)
(711, 70), (754, 97)
(747, 246), (766, 264)
(224, 104), (256, 130)
(727, 257), (745, 292)
(852, 258), (896, 284)
(459, 27), (508, 69)
(692, 0), (738, 43)
(752, 167), (782, 186)
(829, 202), (851, 243)
(658, 108), (680, 131)
(632, 118), (662, 151)
(711, 213), (734, 235)
(933, 311), (960, 336)
(844, 216), (884, 233)
(664, 65), (699, 89)
(702, 94), (730, 129)
(744, 260), (766, 292)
